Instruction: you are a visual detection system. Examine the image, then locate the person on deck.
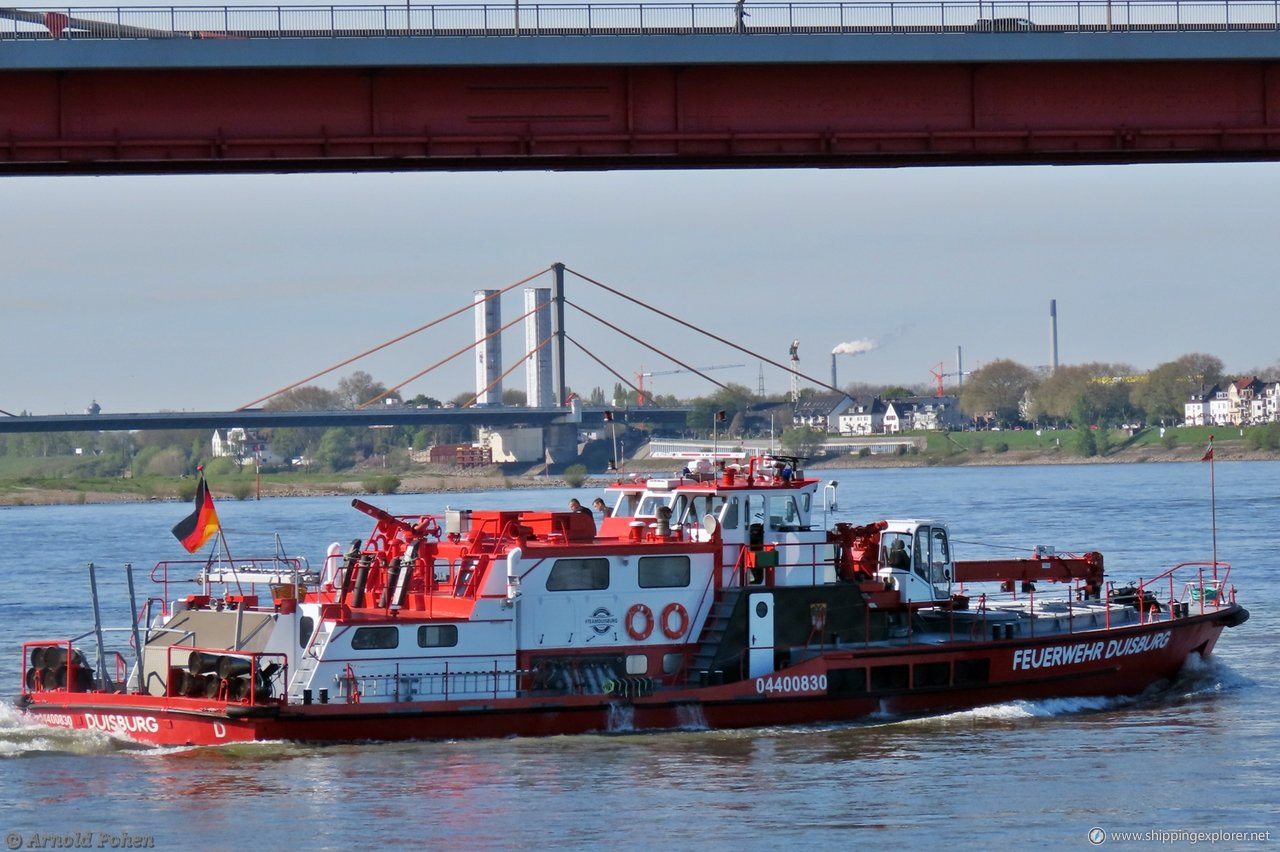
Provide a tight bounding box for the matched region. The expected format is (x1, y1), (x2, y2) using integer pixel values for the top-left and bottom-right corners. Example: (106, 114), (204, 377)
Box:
(592, 498), (611, 517)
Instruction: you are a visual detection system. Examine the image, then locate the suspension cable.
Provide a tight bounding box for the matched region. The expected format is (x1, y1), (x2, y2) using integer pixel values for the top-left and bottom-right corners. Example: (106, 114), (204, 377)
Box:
(564, 333), (642, 399)
(457, 329), (551, 409)
(239, 265), (552, 411)
(565, 266), (840, 394)
(360, 300), (539, 408)
(565, 299), (730, 394)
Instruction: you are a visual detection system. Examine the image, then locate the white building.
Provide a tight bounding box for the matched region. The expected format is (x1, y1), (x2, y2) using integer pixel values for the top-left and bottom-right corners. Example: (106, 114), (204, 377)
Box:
(838, 397), (885, 435)
(211, 428), (278, 464)
(792, 394), (853, 433)
(1184, 386), (1216, 427)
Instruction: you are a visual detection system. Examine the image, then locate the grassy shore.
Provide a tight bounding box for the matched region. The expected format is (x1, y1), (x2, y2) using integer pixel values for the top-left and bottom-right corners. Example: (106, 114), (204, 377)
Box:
(0, 426), (1272, 507)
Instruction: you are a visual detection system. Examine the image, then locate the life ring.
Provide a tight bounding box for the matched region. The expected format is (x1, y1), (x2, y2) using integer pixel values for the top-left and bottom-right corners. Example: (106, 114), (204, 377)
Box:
(625, 604), (654, 641)
(660, 602), (689, 640)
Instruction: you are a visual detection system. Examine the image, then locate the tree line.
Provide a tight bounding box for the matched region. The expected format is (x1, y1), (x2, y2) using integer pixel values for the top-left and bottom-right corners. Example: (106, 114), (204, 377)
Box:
(0, 353), (1271, 476)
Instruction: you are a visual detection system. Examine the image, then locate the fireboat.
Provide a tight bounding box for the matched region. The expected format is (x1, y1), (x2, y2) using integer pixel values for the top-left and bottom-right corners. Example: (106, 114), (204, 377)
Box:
(16, 456), (1248, 745)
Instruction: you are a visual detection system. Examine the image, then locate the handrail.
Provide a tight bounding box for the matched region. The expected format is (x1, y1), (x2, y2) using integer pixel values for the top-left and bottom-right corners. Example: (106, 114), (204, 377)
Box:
(3, 1), (1280, 41)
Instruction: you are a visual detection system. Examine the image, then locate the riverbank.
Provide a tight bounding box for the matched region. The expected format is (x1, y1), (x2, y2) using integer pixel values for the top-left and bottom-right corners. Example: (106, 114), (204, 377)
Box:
(1, 436), (1272, 507)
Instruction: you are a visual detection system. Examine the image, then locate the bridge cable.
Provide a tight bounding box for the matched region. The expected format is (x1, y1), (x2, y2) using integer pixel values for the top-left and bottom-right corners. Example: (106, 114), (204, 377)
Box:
(238, 265), (552, 411)
(564, 298), (731, 395)
(359, 300), (540, 408)
(563, 333), (643, 400)
(565, 266), (841, 395)
(453, 308), (542, 409)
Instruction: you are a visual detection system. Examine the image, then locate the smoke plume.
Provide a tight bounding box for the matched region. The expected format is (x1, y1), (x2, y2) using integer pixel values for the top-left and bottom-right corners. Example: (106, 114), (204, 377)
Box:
(831, 339), (877, 356)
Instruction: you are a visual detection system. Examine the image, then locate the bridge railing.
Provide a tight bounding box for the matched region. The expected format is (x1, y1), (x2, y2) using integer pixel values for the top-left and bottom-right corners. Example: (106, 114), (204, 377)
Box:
(2, 1), (1279, 40)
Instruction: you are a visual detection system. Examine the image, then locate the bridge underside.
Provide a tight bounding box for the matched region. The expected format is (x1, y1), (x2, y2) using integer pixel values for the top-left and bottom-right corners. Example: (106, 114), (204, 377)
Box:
(4, 59), (1280, 174)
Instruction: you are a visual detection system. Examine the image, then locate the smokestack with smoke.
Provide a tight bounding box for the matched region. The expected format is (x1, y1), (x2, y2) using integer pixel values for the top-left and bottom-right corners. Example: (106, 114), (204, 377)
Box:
(830, 339), (878, 388)
(832, 339), (877, 356)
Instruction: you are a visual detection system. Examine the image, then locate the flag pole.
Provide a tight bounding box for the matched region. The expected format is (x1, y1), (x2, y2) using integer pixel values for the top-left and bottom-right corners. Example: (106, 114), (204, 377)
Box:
(1209, 436), (1217, 581)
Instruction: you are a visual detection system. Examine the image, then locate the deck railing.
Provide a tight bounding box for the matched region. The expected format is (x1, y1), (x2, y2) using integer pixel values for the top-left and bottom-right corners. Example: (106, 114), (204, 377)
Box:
(2, 1), (1280, 40)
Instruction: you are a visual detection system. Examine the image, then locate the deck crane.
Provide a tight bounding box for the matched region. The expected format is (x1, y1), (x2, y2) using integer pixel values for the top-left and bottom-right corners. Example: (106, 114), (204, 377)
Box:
(635, 364), (744, 405)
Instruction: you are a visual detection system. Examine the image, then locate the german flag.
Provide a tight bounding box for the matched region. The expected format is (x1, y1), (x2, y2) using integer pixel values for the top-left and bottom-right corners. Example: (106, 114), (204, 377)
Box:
(172, 475), (221, 553)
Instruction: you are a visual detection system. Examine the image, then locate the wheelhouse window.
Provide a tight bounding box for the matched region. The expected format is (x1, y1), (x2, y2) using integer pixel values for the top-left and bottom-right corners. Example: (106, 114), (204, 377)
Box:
(767, 494), (803, 530)
(721, 497), (740, 530)
(636, 494), (672, 518)
(546, 557), (610, 591)
(638, 555), (691, 589)
(351, 626), (399, 650)
(611, 491), (642, 519)
(417, 624), (459, 648)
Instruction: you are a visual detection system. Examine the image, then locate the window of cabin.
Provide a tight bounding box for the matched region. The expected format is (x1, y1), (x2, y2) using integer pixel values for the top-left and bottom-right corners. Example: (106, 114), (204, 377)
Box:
(298, 616), (315, 648)
(351, 626), (399, 650)
(767, 494), (802, 530)
(721, 497), (740, 529)
(611, 492), (641, 519)
(625, 654), (649, 675)
(417, 624), (459, 648)
(546, 558), (610, 591)
(638, 555), (691, 588)
(636, 494), (671, 518)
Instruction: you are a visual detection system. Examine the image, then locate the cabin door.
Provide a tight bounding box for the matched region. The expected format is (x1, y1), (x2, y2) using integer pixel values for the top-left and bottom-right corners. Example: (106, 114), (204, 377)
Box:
(747, 593), (775, 678)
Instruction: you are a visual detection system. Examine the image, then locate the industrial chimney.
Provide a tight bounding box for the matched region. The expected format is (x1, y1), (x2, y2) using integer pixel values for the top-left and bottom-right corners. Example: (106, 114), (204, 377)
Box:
(1049, 299), (1059, 373)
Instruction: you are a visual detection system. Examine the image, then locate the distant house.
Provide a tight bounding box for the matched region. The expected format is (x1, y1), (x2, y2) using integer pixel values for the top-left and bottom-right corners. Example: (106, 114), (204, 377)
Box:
(791, 393), (853, 433)
(211, 428), (278, 464)
(1254, 382), (1280, 424)
(1228, 377), (1264, 425)
(837, 397), (885, 435)
(880, 396), (962, 433)
(1184, 385), (1217, 427)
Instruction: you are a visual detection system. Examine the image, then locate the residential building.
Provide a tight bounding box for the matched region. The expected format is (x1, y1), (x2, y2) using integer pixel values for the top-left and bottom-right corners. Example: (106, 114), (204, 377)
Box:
(792, 393), (853, 432)
(1227, 377), (1264, 425)
(211, 428), (277, 464)
(883, 396), (961, 433)
(838, 397), (886, 435)
(1184, 385), (1217, 427)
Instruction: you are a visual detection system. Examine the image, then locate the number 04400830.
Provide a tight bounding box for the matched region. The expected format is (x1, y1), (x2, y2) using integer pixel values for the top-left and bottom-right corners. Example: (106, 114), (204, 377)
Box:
(754, 674), (827, 694)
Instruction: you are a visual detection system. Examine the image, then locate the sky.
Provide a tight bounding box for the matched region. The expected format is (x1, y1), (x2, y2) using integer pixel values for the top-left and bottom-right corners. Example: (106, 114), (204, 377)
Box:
(4, 161), (1279, 415)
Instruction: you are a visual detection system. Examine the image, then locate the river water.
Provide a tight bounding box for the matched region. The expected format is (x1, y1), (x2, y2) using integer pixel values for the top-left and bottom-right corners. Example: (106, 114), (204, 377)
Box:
(0, 462), (1276, 849)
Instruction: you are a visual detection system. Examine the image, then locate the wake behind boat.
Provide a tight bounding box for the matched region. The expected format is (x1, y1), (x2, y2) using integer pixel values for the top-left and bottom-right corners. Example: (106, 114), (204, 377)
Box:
(15, 456), (1248, 746)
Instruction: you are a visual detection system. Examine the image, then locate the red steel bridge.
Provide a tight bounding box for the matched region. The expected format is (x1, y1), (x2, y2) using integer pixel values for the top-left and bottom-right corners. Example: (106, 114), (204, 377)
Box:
(5, 1), (1280, 174)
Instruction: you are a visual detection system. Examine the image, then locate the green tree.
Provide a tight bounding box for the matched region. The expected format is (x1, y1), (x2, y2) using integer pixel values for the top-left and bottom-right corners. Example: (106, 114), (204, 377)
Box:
(264, 385), (340, 411)
(1030, 363), (1135, 425)
(313, 428), (357, 471)
(960, 359), (1039, 424)
(502, 388), (528, 407)
(140, 447), (188, 476)
(337, 371), (388, 409)
(1132, 353), (1224, 424)
(780, 426), (826, 460)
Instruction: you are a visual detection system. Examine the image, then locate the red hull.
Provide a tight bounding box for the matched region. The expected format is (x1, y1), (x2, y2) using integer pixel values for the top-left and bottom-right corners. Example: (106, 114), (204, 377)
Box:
(19, 608), (1239, 747)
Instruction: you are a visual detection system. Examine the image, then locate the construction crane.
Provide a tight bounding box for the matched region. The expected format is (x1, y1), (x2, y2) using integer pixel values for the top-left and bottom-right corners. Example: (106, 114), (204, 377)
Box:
(930, 362), (971, 397)
(635, 364), (744, 405)
(789, 340), (800, 403)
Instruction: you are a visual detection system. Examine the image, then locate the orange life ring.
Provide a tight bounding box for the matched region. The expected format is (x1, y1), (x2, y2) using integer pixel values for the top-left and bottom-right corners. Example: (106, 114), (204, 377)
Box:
(660, 602), (689, 640)
(625, 604), (654, 641)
